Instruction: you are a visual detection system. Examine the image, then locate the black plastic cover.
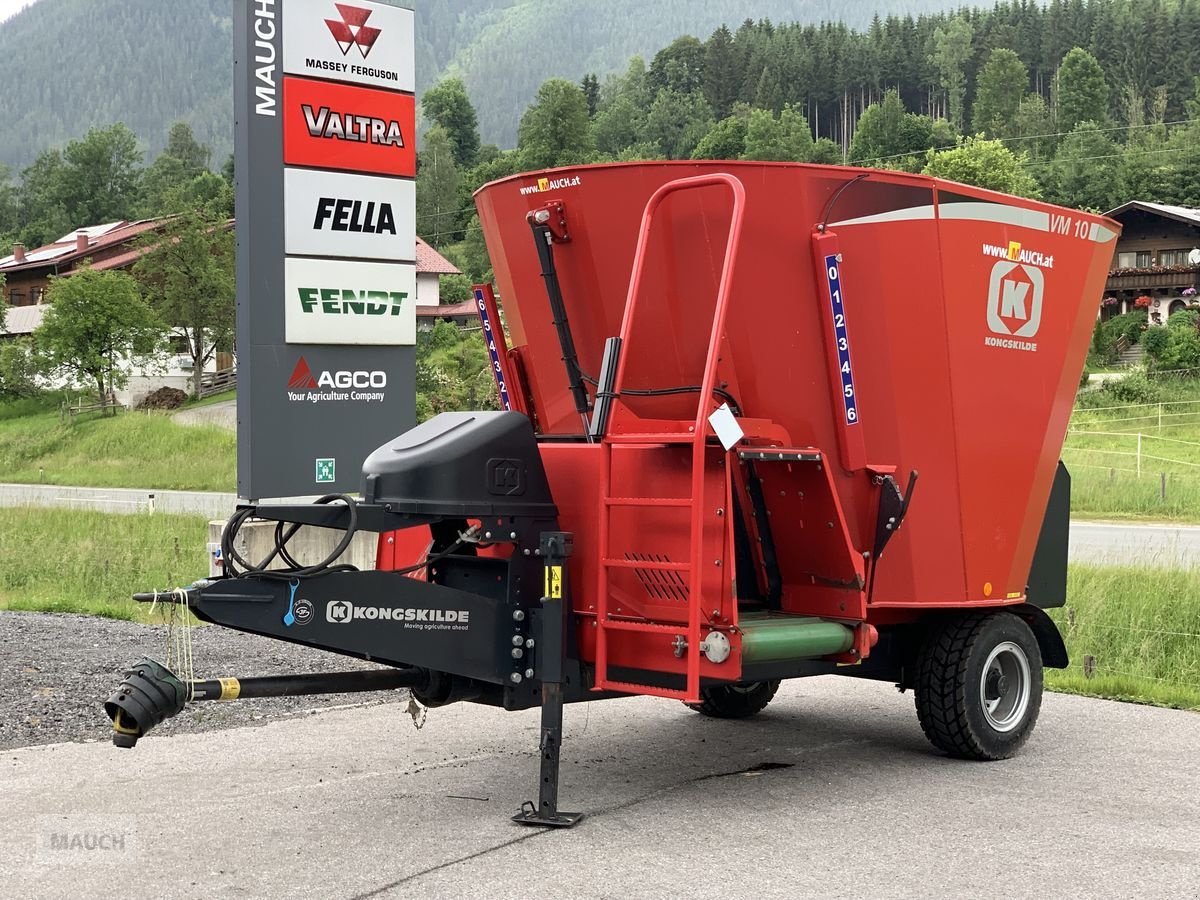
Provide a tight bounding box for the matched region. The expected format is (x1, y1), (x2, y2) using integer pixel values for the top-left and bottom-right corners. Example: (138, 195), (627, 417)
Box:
(1026, 461), (1070, 609)
(361, 411), (556, 517)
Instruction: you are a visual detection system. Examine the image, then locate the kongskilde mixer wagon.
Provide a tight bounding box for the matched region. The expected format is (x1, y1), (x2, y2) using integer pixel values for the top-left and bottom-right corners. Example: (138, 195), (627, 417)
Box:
(107, 161), (1118, 826)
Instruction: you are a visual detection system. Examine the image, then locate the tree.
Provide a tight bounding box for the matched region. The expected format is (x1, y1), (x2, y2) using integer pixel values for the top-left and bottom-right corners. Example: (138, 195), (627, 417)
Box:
(131, 210), (234, 399)
(416, 126), (461, 248)
(591, 95), (645, 157)
(518, 79), (594, 169)
(60, 124), (143, 226)
(580, 74), (601, 118)
(703, 25), (739, 120)
(643, 89), (714, 160)
(164, 122), (211, 175)
(1056, 48), (1109, 132)
(36, 268), (163, 405)
(1011, 93), (1057, 161)
(972, 49), (1028, 137)
(848, 90), (933, 169)
(741, 106), (815, 161)
(1047, 122), (1121, 211)
(421, 77), (481, 169)
(923, 136), (1040, 197)
(932, 17), (974, 133)
(648, 35), (706, 95)
(692, 115), (748, 160)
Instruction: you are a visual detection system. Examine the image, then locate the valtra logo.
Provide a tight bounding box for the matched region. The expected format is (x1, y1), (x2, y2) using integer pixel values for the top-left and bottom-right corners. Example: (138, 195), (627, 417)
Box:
(325, 4), (381, 59)
(283, 78), (416, 177)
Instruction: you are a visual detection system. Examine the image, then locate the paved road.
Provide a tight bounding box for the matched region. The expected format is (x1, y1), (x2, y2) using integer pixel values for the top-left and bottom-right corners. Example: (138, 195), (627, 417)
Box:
(1, 677), (1196, 899)
(1069, 520), (1200, 569)
(171, 399), (236, 432)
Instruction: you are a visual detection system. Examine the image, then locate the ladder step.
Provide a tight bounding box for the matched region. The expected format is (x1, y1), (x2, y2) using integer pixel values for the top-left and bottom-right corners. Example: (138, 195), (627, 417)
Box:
(598, 679), (692, 702)
(601, 619), (686, 634)
(602, 558), (690, 572)
(605, 497), (692, 507)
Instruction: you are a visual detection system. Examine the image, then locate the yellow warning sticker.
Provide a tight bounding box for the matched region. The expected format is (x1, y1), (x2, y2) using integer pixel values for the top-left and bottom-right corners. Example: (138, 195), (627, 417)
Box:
(218, 678), (241, 701)
(545, 565), (563, 600)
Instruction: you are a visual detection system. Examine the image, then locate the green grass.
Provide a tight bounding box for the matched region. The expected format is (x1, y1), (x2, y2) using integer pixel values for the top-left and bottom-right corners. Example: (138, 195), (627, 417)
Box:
(0, 508), (211, 621)
(1046, 564), (1200, 710)
(1065, 377), (1200, 521)
(0, 397), (235, 492)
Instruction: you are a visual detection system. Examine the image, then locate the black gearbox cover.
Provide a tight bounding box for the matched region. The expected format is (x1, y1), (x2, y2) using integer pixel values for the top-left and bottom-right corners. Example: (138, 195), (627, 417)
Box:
(361, 411), (556, 517)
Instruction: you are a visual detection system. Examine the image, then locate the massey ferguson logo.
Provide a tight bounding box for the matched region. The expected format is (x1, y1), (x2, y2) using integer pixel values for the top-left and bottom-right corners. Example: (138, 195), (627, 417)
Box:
(303, 105), (406, 147)
(287, 357), (388, 404)
(985, 261), (1044, 353)
(326, 600), (470, 627)
(325, 4), (381, 59)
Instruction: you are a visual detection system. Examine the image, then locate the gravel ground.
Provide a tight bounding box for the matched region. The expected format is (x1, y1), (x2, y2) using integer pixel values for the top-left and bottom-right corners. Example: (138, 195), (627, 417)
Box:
(0, 611), (410, 750)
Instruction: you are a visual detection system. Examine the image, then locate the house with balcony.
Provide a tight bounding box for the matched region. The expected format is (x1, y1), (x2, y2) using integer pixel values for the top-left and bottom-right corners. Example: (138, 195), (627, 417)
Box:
(1101, 202), (1200, 324)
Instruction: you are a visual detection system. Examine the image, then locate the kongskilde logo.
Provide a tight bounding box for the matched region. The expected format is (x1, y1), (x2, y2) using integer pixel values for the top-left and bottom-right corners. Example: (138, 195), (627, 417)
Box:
(985, 260), (1045, 352)
(287, 357), (388, 404)
(325, 600), (471, 629)
(325, 4), (381, 59)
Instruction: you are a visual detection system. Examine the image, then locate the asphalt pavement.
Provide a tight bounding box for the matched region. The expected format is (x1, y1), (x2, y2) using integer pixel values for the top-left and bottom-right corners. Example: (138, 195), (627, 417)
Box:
(2, 676), (1196, 899)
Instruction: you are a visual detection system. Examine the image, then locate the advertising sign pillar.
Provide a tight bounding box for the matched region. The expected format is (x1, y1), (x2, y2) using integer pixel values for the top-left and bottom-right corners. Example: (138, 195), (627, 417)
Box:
(234, 0), (416, 500)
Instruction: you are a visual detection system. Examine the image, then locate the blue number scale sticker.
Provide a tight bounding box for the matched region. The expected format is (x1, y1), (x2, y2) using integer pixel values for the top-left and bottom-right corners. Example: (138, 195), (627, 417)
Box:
(824, 255), (860, 427)
(474, 288), (512, 411)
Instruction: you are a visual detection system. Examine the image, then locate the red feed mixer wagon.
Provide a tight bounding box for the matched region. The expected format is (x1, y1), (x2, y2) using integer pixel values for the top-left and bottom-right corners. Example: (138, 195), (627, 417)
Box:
(107, 161), (1118, 827)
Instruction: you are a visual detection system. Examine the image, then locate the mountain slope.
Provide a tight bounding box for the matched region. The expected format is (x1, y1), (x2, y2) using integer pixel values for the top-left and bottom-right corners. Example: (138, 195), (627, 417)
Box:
(0, 0), (964, 170)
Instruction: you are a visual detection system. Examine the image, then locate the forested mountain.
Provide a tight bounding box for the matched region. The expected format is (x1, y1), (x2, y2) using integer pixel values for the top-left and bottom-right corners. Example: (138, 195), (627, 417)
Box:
(0, 0), (966, 170)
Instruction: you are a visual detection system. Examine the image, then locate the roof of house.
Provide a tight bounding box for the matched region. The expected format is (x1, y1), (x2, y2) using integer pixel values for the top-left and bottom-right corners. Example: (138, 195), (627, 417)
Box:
(1104, 201), (1200, 229)
(1, 303), (48, 336)
(0, 219), (166, 275)
(416, 299), (478, 320)
(415, 237), (461, 275)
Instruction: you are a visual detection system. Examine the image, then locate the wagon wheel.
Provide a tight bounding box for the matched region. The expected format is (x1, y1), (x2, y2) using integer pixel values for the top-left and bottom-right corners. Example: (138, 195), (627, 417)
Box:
(915, 612), (1044, 760)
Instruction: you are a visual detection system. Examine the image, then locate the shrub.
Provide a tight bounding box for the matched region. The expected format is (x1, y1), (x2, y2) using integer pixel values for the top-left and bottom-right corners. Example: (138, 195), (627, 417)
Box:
(1091, 311), (1148, 363)
(1142, 325), (1170, 359)
(1100, 371), (1160, 405)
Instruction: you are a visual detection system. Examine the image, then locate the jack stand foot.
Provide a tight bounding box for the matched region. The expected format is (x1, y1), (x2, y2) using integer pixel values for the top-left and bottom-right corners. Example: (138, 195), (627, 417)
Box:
(511, 801), (584, 829)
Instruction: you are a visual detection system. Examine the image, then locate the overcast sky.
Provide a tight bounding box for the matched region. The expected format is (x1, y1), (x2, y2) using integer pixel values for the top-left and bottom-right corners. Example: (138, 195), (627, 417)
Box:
(0, 1), (34, 23)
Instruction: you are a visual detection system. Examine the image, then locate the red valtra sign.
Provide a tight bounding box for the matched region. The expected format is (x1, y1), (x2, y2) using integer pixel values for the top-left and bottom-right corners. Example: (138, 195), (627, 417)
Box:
(283, 76), (415, 177)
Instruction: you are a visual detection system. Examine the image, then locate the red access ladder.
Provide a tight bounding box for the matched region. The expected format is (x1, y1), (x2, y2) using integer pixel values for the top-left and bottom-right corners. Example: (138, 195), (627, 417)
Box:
(593, 173), (747, 703)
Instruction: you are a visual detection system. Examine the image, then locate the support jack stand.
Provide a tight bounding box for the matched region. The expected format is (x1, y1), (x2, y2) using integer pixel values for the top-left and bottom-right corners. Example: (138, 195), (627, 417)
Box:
(513, 532), (584, 829)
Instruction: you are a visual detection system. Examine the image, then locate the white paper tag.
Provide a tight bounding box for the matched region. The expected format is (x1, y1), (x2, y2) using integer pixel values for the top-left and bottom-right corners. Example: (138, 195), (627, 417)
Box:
(708, 403), (745, 451)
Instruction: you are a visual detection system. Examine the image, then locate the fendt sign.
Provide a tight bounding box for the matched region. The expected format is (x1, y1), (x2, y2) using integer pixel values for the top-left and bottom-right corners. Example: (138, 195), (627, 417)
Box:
(235, 0), (416, 499)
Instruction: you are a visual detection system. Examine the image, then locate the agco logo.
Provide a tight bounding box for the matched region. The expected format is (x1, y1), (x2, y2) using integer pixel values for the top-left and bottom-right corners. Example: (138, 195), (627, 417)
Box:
(325, 4), (381, 59)
(297, 287), (408, 317)
(288, 357), (387, 391)
(985, 261), (1044, 353)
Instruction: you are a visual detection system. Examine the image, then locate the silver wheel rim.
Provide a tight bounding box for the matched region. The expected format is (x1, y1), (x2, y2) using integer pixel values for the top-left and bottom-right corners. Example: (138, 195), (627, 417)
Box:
(980, 641), (1031, 733)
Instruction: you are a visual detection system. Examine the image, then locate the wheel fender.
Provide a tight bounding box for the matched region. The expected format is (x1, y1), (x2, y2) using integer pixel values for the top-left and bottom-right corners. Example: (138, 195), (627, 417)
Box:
(1011, 604), (1068, 669)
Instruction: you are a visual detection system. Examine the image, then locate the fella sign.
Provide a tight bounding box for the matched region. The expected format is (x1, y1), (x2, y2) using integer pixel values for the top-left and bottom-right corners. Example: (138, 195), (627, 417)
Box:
(235, 0), (416, 499)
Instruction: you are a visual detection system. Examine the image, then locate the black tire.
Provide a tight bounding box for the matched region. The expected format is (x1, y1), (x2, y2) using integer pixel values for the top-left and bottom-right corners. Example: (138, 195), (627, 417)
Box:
(915, 612), (1043, 760)
(686, 680), (781, 719)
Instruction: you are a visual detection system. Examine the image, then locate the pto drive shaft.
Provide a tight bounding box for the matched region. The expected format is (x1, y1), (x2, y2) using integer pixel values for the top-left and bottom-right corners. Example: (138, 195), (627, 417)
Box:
(105, 658), (427, 748)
